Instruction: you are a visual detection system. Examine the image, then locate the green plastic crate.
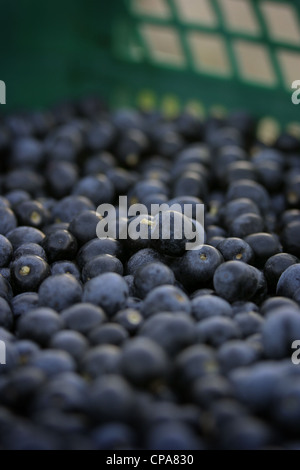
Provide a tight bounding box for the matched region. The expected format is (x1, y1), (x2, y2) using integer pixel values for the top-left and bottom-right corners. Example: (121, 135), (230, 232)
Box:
(1, 0), (300, 140)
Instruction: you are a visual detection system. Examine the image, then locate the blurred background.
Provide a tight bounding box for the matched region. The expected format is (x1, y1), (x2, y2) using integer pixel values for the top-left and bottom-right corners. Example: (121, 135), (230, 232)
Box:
(1, 0), (300, 135)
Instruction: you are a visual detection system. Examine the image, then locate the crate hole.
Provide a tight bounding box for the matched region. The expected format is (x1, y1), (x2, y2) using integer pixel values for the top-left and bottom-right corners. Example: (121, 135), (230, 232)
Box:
(257, 117), (280, 144)
(287, 122), (300, 139)
(185, 100), (206, 118)
(137, 90), (157, 111)
(233, 40), (276, 86)
(277, 49), (300, 90)
(219, 0), (260, 35)
(174, 0), (217, 27)
(140, 24), (185, 66)
(261, 1), (300, 45)
(188, 32), (231, 76)
(131, 0), (170, 18)
(161, 95), (181, 117)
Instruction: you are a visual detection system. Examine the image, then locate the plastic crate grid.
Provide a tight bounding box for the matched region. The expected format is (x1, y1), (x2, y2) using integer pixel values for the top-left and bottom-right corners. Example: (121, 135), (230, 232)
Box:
(110, 0), (300, 140)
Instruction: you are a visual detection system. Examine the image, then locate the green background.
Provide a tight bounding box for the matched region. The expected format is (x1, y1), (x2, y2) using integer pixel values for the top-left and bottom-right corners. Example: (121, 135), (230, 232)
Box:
(0, 0), (299, 132)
